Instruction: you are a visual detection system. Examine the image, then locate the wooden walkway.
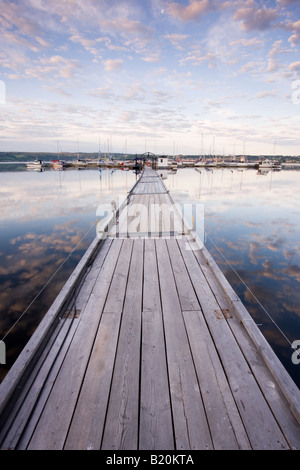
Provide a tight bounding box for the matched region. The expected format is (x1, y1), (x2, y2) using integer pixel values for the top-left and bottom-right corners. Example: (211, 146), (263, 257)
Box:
(0, 168), (299, 450)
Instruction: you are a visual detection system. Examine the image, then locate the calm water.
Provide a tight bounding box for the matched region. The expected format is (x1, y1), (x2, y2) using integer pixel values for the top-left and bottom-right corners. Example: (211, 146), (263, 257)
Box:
(0, 165), (299, 388)
(0, 166), (138, 381)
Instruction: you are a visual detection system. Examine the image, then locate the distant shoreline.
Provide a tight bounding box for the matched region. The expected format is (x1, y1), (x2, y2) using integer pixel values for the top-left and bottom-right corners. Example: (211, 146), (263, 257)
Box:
(0, 151), (300, 164)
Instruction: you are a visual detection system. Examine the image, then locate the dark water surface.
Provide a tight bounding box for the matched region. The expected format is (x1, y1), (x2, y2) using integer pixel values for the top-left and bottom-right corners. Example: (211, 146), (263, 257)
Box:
(0, 165), (299, 389)
(0, 167), (137, 381)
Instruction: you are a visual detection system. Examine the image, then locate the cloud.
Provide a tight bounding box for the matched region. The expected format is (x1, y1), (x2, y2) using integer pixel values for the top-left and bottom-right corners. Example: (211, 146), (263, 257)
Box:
(167, 0), (212, 22)
(164, 33), (189, 49)
(268, 39), (291, 57)
(25, 55), (81, 80)
(265, 39), (293, 74)
(239, 60), (259, 74)
(44, 85), (73, 97)
(234, 3), (279, 31)
(141, 52), (161, 63)
(119, 110), (138, 123)
(289, 61), (300, 71)
(89, 85), (116, 102)
(99, 18), (152, 38)
(253, 91), (278, 99)
(277, 0), (299, 6)
(125, 83), (146, 101)
(69, 32), (98, 56)
(35, 36), (51, 47)
(204, 98), (227, 109)
(103, 58), (124, 71)
(0, 0), (41, 35)
(283, 265), (300, 283)
(179, 46), (218, 68)
(285, 20), (300, 46)
(230, 38), (264, 48)
(0, 49), (28, 72)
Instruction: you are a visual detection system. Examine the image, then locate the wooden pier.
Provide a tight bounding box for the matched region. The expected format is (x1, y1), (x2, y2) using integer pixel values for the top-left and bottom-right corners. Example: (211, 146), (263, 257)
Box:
(0, 168), (299, 450)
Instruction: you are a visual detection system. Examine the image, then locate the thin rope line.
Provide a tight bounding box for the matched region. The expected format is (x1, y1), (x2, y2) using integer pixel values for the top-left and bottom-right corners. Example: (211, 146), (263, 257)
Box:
(205, 232), (292, 346)
(1, 223), (95, 342)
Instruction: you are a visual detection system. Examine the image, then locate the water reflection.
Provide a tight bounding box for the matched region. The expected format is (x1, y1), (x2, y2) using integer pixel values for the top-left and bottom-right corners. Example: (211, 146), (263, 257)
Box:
(0, 168), (138, 381)
(164, 168), (300, 388)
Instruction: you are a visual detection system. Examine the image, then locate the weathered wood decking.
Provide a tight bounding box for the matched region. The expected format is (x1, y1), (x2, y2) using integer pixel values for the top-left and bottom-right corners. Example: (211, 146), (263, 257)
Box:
(0, 167), (299, 450)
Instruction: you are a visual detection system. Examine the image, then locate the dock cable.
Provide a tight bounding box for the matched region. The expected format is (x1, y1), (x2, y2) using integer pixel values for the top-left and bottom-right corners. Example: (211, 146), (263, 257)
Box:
(1, 223), (95, 343)
(204, 232), (292, 347)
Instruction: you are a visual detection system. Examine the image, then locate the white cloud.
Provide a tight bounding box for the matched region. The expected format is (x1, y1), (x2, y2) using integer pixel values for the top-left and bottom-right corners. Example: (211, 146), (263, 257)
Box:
(230, 38), (264, 47)
(167, 0), (212, 22)
(103, 58), (124, 71)
(253, 90), (278, 99)
(268, 40), (291, 57)
(44, 85), (73, 97)
(164, 33), (189, 49)
(23, 55), (81, 80)
(233, 2), (279, 31)
(141, 53), (161, 63)
(289, 61), (300, 71)
(286, 20), (300, 46)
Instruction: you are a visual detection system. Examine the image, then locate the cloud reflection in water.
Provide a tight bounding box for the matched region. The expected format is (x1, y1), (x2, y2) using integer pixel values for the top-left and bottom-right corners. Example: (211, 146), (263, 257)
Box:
(0, 168), (137, 381)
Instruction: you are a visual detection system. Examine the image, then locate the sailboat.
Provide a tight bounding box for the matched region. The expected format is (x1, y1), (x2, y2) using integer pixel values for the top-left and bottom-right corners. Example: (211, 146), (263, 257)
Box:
(51, 141), (66, 170)
(26, 159), (45, 171)
(258, 159), (281, 170)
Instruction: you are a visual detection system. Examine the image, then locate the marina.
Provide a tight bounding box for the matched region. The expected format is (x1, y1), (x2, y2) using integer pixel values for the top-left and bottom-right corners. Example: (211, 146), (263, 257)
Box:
(20, 154), (299, 173)
(0, 167), (299, 450)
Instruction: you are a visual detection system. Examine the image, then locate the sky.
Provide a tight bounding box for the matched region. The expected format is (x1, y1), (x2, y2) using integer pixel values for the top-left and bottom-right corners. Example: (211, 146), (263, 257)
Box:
(0, 0), (300, 156)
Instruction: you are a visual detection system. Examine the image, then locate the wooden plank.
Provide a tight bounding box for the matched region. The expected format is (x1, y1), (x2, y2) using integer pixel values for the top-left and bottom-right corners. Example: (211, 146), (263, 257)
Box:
(166, 193), (188, 235)
(132, 172), (167, 195)
(0, 318), (73, 449)
(137, 194), (150, 237)
(146, 194), (156, 238)
(167, 238), (250, 448)
(140, 238), (174, 450)
(155, 239), (213, 450)
(103, 239), (133, 314)
(158, 193), (186, 237)
(183, 310), (250, 450)
(189, 236), (300, 428)
(101, 238), (144, 450)
(64, 313), (121, 450)
(228, 310), (300, 449)
(123, 194), (155, 238)
(158, 194), (174, 236)
(65, 238), (113, 312)
(26, 239), (124, 450)
(153, 193), (163, 236)
(191, 242), (300, 448)
(166, 238), (200, 311)
(177, 237), (290, 450)
(114, 194), (141, 238)
(16, 317), (81, 449)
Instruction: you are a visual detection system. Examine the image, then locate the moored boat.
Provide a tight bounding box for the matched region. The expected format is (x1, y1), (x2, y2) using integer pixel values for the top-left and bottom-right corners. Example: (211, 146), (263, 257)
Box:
(51, 159), (66, 170)
(26, 159), (45, 171)
(259, 159), (282, 170)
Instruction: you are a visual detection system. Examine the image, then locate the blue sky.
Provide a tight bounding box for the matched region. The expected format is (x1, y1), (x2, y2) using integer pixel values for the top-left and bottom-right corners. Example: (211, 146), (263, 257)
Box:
(0, 0), (300, 155)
